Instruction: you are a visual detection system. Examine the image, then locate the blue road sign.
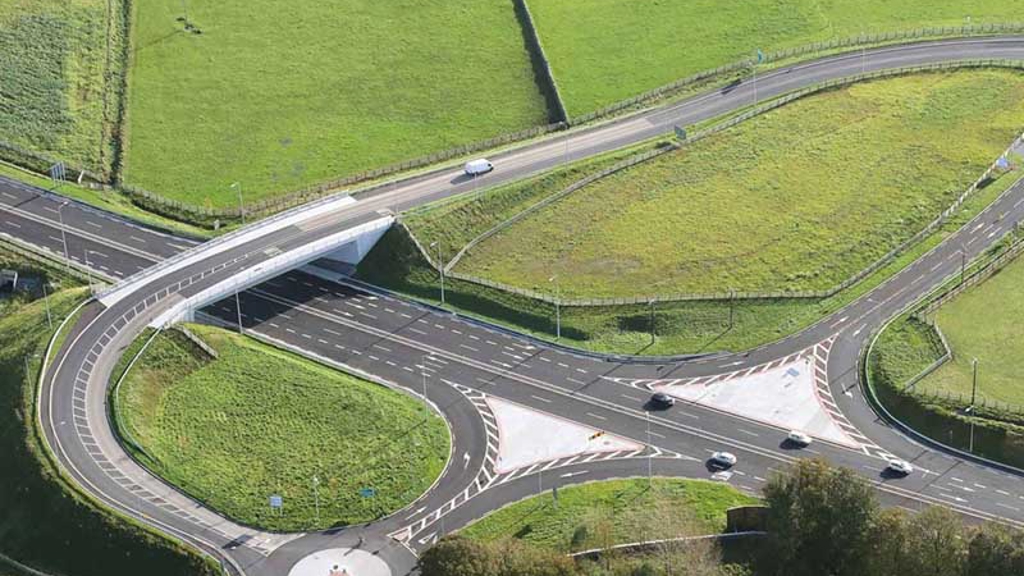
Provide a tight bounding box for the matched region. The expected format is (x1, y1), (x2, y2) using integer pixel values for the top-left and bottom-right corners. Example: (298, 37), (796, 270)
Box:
(674, 125), (688, 141)
(269, 495), (283, 508)
(756, 49), (765, 64)
(997, 156), (1011, 170)
(359, 488), (376, 498)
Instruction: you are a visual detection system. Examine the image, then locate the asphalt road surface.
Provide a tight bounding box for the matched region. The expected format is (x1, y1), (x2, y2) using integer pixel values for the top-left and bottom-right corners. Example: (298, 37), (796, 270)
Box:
(4, 36), (1024, 576)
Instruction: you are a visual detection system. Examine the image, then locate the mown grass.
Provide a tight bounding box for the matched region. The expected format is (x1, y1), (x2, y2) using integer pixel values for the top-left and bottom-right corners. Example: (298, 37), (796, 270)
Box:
(0, 250), (217, 576)
(123, 0), (550, 208)
(915, 254), (1024, 407)
(0, 0), (122, 175)
(455, 71), (1024, 298)
(115, 324), (450, 531)
(460, 478), (758, 551)
(529, 0), (1023, 116)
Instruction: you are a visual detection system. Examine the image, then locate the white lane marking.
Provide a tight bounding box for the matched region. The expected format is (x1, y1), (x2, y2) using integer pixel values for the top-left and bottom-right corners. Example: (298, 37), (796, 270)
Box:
(586, 412), (607, 421)
(530, 395), (552, 404)
(459, 344), (479, 352)
(737, 429), (760, 438)
(3, 220), (20, 228)
(129, 235), (146, 243)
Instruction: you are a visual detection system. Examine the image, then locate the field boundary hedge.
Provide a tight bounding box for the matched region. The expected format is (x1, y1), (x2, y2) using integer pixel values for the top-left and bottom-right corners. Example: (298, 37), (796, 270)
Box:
(409, 61), (1024, 307)
(513, 0), (568, 123)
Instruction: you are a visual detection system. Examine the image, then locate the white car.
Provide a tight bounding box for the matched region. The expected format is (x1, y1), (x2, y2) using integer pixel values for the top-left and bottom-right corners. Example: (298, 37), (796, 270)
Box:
(464, 158), (494, 176)
(710, 451), (738, 468)
(787, 430), (813, 446)
(887, 459), (914, 475)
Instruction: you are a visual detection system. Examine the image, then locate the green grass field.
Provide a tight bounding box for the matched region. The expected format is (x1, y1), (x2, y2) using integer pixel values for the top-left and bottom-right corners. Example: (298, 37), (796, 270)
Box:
(529, 0), (1023, 116)
(0, 251), (216, 576)
(0, 0), (123, 175)
(454, 71), (1024, 298)
(915, 255), (1024, 407)
(460, 478), (758, 551)
(116, 324), (450, 531)
(122, 0), (550, 208)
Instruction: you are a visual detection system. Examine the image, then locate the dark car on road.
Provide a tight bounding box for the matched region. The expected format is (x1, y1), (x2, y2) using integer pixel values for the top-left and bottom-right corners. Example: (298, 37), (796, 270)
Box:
(650, 392), (676, 408)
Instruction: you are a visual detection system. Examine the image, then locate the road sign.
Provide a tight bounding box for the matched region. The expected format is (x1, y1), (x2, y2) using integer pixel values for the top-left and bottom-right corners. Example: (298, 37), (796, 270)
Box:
(996, 156), (1011, 170)
(674, 125), (687, 141)
(756, 48), (765, 64)
(269, 495), (283, 508)
(359, 487), (376, 498)
(49, 162), (66, 183)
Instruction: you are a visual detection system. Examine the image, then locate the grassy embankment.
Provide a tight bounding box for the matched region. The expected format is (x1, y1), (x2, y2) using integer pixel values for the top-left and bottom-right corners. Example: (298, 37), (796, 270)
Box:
(114, 324), (450, 531)
(868, 242), (1024, 466)
(122, 0), (551, 208)
(358, 70), (1024, 355)
(460, 478), (759, 551)
(0, 250), (218, 576)
(528, 0), (1023, 116)
(0, 0), (124, 175)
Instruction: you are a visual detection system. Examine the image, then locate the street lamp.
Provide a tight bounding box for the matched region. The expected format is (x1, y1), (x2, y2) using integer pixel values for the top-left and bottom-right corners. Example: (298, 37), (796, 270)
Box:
(549, 276), (561, 340)
(56, 201), (71, 275)
(429, 241), (445, 305)
(231, 181), (244, 224)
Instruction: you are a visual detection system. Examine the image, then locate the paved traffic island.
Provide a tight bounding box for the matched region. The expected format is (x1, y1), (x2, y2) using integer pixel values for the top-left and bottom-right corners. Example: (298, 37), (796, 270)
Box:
(112, 324), (451, 531)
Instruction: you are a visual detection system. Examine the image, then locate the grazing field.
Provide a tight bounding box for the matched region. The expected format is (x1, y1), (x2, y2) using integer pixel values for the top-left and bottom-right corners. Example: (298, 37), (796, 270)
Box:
(123, 0), (550, 208)
(115, 324), (450, 531)
(0, 0), (122, 174)
(529, 0), (1023, 116)
(0, 252), (215, 576)
(916, 255), (1024, 407)
(460, 478), (758, 550)
(454, 71), (1024, 298)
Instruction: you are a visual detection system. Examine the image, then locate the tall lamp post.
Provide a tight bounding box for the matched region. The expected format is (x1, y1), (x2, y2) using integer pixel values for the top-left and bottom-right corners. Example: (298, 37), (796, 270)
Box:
(549, 275), (561, 340)
(231, 182), (244, 225)
(429, 241), (445, 305)
(57, 201), (71, 275)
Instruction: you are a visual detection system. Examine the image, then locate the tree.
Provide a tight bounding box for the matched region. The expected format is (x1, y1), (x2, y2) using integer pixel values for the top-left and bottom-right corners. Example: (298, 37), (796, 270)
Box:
(901, 507), (967, 576)
(966, 522), (1024, 576)
(759, 459), (877, 576)
(493, 538), (576, 576)
(419, 535), (497, 576)
(865, 507), (910, 576)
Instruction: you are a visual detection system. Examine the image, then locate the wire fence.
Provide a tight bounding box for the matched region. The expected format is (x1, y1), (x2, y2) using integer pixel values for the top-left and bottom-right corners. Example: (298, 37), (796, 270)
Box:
(412, 60), (1024, 307)
(3, 24), (1022, 228)
(913, 388), (1024, 421)
(569, 22), (1024, 125)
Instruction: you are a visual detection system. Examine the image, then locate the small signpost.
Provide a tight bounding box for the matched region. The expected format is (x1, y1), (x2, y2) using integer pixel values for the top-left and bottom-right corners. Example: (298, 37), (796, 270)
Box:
(269, 494), (283, 516)
(49, 162), (66, 186)
(359, 487), (376, 498)
(674, 125), (688, 141)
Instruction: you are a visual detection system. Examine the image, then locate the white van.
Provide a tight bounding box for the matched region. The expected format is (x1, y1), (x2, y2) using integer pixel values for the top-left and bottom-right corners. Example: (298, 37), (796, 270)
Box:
(464, 159), (494, 176)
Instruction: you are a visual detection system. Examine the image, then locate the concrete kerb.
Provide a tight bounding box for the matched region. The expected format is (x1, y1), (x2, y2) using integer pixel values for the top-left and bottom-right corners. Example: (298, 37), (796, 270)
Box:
(198, 314), (458, 538)
(861, 247), (1024, 479)
(335, 273), (723, 366)
(32, 297), (240, 576)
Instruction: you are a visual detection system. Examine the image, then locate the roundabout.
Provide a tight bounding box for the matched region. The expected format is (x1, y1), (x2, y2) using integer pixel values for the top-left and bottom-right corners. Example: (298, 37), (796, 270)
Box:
(3, 35), (1024, 576)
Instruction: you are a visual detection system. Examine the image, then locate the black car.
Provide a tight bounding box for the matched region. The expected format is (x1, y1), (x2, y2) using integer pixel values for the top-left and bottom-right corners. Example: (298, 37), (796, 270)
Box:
(650, 392), (676, 408)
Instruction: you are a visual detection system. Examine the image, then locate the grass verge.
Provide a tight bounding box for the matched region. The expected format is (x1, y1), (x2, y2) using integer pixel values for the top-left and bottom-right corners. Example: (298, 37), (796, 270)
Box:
(0, 163), (214, 239)
(528, 0), (1024, 116)
(460, 478), (758, 551)
(0, 249), (218, 576)
(114, 324), (450, 531)
(123, 0), (550, 208)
